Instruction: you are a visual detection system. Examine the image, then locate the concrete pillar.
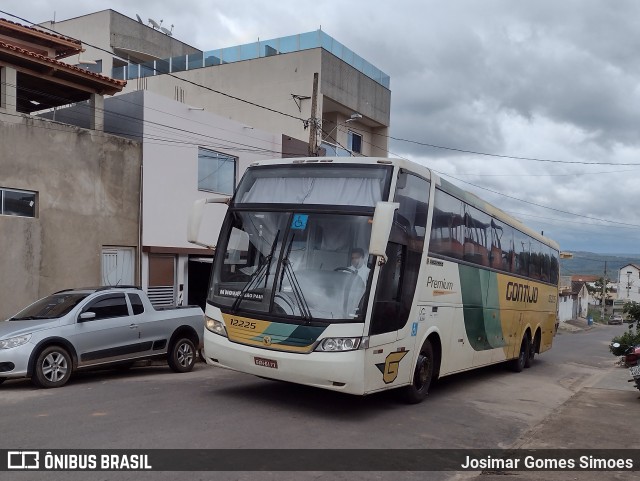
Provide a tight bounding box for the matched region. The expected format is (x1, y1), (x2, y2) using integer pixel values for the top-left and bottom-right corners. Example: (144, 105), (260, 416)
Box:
(0, 66), (17, 112)
(89, 93), (104, 131)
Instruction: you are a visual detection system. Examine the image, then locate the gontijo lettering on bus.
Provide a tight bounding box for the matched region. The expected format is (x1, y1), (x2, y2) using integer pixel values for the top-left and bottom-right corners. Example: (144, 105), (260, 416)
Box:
(505, 282), (538, 304)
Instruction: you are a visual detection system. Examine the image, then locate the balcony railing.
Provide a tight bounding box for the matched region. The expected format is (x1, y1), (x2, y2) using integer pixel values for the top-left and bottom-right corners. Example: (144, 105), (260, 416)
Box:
(112, 30), (390, 89)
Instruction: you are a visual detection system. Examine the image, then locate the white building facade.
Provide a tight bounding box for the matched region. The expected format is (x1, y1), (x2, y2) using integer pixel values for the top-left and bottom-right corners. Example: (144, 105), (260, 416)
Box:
(617, 263), (640, 304)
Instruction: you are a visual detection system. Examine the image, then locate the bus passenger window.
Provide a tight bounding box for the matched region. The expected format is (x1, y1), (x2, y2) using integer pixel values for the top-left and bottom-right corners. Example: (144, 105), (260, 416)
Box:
(429, 190), (464, 260)
(463, 206), (490, 267)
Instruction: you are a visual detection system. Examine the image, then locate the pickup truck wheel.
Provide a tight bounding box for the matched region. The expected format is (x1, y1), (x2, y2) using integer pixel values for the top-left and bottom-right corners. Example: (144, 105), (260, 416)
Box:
(168, 338), (196, 373)
(32, 346), (72, 388)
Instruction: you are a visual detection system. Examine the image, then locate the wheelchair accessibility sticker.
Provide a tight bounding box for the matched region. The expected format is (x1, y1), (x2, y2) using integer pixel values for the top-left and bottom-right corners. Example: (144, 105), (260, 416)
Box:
(291, 214), (309, 230)
(411, 322), (418, 336)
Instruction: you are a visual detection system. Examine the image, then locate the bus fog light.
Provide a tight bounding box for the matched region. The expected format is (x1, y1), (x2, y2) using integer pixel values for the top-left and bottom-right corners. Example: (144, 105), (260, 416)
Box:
(315, 337), (362, 352)
(205, 317), (228, 337)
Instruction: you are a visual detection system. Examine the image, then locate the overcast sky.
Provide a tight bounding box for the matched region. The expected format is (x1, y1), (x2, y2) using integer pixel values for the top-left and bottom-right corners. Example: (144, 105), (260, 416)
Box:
(3, 0), (640, 255)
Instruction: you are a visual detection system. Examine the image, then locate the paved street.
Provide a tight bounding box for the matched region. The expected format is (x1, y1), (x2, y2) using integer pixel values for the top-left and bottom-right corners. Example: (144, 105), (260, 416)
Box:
(0, 323), (637, 480)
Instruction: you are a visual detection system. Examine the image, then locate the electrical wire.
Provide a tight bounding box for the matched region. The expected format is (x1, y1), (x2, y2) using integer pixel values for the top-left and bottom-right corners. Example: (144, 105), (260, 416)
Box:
(0, 10), (309, 124)
(340, 125), (640, 229)
(339, 122), (640, 167)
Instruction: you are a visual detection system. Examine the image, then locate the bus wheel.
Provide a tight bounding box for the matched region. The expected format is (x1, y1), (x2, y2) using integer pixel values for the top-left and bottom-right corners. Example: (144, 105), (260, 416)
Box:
(525, 335), (537, 368)
(510, 335), (530, 373)
(402, 340), (434, 404)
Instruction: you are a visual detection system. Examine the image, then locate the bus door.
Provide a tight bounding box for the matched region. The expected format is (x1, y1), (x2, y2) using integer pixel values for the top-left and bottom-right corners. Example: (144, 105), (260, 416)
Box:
(364, 171), (430, 392)
(364, 241), (415, 392)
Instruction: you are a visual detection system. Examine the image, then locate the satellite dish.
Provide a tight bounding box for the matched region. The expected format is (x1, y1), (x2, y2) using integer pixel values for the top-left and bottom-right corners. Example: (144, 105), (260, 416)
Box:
(148, 18), (160, 29)
(136, 14), (143, 24)
(160, 27), (173, 36)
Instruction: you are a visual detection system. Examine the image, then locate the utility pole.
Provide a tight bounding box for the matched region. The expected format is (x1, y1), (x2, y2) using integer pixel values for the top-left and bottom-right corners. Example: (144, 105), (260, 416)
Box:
(601, 261), (607, 321)
(308, 72), (319, 156)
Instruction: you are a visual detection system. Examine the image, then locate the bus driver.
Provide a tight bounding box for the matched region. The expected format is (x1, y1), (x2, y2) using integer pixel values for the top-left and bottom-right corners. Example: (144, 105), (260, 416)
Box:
(349, 248), (370, 283)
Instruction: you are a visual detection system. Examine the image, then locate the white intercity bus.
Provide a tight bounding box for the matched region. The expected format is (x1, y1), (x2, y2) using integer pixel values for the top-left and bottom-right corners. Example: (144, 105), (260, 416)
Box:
(188, 157), (559, 403)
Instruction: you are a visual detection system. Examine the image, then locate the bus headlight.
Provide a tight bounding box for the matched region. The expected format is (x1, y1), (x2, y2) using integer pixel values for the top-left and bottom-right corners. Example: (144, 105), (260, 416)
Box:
(315, 337), (362, 352)
(205, 317), (227, 337)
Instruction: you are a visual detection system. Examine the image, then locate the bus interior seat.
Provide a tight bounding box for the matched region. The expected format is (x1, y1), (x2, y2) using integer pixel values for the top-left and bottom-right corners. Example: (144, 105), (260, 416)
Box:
(308, 226), (349, 270)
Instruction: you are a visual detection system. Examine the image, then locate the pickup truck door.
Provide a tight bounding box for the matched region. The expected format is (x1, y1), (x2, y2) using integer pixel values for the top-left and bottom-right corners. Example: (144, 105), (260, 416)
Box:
(126, 292), (170, 356)
(70, 293), (143, 366)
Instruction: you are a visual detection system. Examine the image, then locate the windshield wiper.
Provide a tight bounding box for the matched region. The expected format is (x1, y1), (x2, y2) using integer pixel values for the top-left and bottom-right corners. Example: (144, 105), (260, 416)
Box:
(231, 230), (280, 313)
(279, 235), (312, 323)
(10, 316), (46, 320)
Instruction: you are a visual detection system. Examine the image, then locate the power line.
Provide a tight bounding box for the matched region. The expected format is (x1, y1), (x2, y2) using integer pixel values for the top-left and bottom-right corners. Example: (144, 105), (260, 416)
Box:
(6, 9), (636, 169)
(439, 172), (640, 228)
(343, 125), (640, 229)
(435, 168), (640, 177)
(0, 80), (295, 156)
(0, 10), (309, 124)
(339, 122), (640, 167)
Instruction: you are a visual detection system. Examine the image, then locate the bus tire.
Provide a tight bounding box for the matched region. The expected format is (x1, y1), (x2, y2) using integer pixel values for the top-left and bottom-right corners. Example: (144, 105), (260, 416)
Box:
(510, 335), (530, 373)
(402, 340), (434, 404)
(525, 333), (538, 368)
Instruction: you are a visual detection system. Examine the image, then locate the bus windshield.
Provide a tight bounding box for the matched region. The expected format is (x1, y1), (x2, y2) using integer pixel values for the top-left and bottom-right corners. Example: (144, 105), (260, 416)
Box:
(209, 211), (373, 322)
(233, 164), (391, 207)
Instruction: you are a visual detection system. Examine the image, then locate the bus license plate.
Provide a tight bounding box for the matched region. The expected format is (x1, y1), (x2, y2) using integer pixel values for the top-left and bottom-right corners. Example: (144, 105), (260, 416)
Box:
(254, 357), (278, 369)
(630, 365), (640, 378)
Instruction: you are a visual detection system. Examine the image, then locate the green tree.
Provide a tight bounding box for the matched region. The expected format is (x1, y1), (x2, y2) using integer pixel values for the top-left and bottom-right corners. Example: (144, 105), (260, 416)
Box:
(610, 327), (640, 356)
(623, 301), (640, 321)
(586, 277), (613, 306)
(610, 306), (640, 356)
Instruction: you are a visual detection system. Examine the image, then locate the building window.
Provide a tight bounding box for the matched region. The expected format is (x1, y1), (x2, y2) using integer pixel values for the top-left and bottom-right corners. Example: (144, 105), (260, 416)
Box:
(347, 131), (363, 154)
(1, 188), (37, 217)
(198, 148), (236, 195)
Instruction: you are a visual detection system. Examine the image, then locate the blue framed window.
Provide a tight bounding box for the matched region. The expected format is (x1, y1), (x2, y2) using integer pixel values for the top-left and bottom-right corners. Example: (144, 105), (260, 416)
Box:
(347, 131), (363, 154)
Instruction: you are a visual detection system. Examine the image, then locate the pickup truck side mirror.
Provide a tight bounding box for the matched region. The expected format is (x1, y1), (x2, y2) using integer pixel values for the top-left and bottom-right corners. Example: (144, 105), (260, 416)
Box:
(78, 311), (96, 322)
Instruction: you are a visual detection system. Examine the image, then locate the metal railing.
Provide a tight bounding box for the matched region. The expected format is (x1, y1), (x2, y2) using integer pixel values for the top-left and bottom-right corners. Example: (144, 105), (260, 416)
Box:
(112, 30), (390, 89)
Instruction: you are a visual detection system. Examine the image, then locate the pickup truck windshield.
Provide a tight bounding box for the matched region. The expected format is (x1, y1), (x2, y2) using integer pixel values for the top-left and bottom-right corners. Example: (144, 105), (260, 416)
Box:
(11, 293), (89, 320)
(209, 211), (373, 322)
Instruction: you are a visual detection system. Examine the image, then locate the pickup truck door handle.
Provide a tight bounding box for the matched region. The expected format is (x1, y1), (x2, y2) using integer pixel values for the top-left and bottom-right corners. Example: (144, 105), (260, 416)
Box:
(129, 324), (139, 329)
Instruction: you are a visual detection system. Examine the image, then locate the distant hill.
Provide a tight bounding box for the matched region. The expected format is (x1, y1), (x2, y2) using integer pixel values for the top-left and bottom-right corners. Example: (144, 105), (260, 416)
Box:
(560, 251), (639, 278)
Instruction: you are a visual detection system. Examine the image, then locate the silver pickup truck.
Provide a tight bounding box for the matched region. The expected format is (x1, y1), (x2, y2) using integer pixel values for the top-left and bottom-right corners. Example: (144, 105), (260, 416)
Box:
(0, 286), (204, 388)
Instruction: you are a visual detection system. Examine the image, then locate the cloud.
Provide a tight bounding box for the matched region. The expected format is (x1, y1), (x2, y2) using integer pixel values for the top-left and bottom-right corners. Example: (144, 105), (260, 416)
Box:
(2, 0), (640, 254)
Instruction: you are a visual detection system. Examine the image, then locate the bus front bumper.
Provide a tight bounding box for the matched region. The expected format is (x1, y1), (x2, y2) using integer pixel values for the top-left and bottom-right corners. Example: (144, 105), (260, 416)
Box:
(203, 332), (366, 395)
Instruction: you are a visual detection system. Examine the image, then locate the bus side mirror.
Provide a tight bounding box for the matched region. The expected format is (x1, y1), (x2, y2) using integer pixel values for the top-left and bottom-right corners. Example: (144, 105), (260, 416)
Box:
(368, 201), (399, 264)
(187, 197), (230, 249)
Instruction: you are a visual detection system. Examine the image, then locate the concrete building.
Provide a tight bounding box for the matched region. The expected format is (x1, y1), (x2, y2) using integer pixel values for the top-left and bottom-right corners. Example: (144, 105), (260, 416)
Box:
(0, 18), (139, 320)
(617, 263), (640, 304)
(40, 11), (391, 159)
(43, 90), (281, 309)
(558, 276), (589, 322)
(39, 10), (200, 78)
(6, 11), (392, 310)
(117, 29), (391, 158)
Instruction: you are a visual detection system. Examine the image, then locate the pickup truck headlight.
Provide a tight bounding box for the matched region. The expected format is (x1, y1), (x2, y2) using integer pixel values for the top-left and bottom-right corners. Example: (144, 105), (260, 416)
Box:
(205, 317), (227, 337)
(0, 334), (32, 349)
(315, 337), (363, 352)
